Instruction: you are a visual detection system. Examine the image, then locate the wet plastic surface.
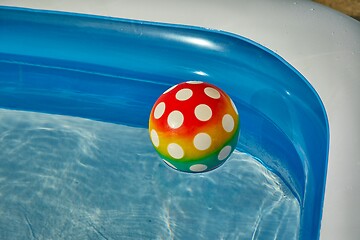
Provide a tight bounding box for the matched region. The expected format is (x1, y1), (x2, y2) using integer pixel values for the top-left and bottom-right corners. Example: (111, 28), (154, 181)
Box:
(0, 7), (329, 239)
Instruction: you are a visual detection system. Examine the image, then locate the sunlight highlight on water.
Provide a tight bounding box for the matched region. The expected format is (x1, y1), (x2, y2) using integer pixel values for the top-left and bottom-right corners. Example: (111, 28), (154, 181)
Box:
(0, 109), (300, 239)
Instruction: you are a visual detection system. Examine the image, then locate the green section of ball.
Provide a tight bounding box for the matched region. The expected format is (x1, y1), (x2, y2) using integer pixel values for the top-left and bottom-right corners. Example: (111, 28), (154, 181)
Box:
(159, 130), (239, 173)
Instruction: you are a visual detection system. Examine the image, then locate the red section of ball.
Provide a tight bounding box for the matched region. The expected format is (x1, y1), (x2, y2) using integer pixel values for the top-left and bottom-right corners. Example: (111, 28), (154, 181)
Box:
(150, 82), (230, 136)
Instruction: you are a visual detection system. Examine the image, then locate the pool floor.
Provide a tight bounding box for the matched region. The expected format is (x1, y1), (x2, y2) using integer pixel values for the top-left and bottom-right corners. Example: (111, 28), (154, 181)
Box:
(0, 109), (300, 239)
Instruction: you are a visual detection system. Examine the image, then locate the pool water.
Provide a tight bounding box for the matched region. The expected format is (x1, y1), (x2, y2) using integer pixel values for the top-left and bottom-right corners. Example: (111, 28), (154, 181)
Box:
(0, 109), (300, 239)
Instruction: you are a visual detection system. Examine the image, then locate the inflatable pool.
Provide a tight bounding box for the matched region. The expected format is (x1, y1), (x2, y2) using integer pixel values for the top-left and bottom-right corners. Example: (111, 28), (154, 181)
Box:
(0, 1), (359, 239)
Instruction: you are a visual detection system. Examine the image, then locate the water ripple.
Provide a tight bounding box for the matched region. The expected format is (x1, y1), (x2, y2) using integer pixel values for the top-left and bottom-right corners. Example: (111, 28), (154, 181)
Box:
(0, 109), (300, 239)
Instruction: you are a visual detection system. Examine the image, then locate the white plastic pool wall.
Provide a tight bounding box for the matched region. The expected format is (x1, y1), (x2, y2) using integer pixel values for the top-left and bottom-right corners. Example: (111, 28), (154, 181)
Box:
(1, 0), (359, 239)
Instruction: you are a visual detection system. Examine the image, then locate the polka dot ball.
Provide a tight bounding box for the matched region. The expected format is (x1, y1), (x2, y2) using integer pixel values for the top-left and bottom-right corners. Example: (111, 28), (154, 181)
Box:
(149, 81), (240, 173)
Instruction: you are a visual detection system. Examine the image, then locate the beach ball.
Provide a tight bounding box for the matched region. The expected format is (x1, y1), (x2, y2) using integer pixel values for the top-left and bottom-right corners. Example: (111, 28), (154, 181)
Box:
(149, 81), (240, 173)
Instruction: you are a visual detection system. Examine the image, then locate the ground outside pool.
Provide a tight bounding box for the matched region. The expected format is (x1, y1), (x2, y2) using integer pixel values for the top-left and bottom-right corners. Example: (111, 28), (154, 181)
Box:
(0, 7), (328, 240)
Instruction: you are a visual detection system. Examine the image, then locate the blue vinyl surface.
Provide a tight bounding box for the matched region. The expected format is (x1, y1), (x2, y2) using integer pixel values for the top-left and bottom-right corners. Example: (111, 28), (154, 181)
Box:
(0, 7), (329, 239)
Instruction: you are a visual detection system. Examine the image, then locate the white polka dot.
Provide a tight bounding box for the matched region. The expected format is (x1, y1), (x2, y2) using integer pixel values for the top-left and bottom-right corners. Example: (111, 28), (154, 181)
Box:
(218, 146), (232, 160)
(194, 104), (212, 121)
(176, 88), (193, 101)
(230, 98), (238, 115)
(154, 102), (166, 119)
(163, 84), (177, 94)
(186, 81), (203, 84)
(167, 143), (184, 159)
(222, 114), (234, 132)
(193, 133), (212, 150)
(190, 164), (208, 172)
(167, 110), (184, 129)
(204, 87), (221, 99)
(150, 129), (159, 147)
(163, 160), (177, 169)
